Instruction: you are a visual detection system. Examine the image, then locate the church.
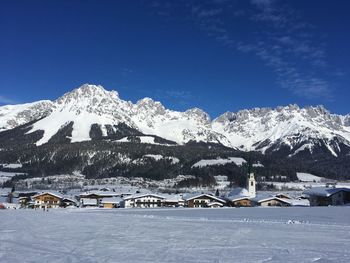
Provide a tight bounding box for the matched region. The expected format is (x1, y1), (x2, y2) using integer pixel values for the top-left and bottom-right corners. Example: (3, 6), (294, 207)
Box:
(226, 172), (256, 207)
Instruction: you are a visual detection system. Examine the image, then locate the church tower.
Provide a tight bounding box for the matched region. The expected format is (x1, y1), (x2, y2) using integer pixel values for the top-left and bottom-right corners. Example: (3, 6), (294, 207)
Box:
(246, 153), (256, 197)
(247, 173), (256, 198)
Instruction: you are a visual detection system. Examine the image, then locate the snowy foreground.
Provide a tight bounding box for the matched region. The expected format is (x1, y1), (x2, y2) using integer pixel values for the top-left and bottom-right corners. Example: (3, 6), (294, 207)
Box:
(1, 208), (350, 263)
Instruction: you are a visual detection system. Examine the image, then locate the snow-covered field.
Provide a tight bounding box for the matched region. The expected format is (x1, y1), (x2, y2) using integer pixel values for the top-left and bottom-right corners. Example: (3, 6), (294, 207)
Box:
(297, 173), (324, 182)
(1, 207), (350, 263)
(192, 157), (246, 168)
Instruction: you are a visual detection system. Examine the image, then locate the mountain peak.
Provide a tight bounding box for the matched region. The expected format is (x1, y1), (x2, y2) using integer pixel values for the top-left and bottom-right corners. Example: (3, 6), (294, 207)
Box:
(136, 97), (166, 114)
(56, 84), (120, 106)
(185, 108), (211, 123)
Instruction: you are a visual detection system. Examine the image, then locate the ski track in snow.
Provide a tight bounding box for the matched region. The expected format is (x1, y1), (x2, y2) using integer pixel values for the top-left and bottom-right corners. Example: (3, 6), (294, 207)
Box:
(1, 207), (350, 263)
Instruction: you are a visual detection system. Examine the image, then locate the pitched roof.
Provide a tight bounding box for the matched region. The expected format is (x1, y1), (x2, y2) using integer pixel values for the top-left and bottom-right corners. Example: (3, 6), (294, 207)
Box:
(123, 193), (165, 200)
(81, 198), (98, 205)
(32, 192), (63, 199)
(230, 196), (252, 202)
(100, 197), (123, 204)
(185, 193), (226, 203)
(303, 187), (350, 197)
(79, 190), (120, 198)
(251, 194), (291, 204)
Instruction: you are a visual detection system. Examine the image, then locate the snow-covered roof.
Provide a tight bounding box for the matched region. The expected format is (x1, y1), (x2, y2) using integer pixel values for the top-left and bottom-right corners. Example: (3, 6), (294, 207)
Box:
(275, 193), (292, 199)
(185, 193), (226, 203)
(287, 199), (310, 207)
(227, 187), (250, 199)
(251, 194), (291, 204)
(81, 198), (98, 205)
(79, 190), (121, 197)
(61, 196), (77, 203)
(123, 193), (165, 200)
(100, 197), (123, 204)
(303, 187), (350, 197)
(230, 196), (252, 202)
(161, 194), (184, 202)
(207, 202), (224, 207)
(32, 192), (63, 199)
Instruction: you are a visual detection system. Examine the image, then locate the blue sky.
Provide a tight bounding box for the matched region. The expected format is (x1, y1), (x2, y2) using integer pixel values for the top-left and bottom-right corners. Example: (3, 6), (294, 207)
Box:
(0, 0), (349, 117)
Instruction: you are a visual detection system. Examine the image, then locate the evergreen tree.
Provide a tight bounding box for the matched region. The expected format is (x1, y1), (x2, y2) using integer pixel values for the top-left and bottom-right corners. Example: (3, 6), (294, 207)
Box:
(215, 189), (220, 197)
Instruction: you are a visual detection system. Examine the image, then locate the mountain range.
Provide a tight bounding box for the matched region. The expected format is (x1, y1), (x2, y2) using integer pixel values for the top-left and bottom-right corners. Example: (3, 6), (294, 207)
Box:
(1, 84), (349, 183)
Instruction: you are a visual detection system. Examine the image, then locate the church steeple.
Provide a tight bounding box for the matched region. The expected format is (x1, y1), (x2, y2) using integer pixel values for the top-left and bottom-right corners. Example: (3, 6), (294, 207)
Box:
(247, 172), (256, 197)
(246, 153), (256, 197)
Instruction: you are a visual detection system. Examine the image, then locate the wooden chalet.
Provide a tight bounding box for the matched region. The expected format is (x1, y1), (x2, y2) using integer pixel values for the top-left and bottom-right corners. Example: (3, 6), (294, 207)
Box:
(185, 194), (226, 208)
(33, 192), (63, 209)
(229, 196), (252, 207)
(252, 195), (291, 207)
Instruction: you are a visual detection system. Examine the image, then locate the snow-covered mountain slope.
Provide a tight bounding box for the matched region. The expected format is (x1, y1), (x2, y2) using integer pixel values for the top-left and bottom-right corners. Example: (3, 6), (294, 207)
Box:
(131, 98), (231, 146)
(28, 84), (135, 145)
(212, 105), (350, 156)
(1, 84), (350, 157)
(1, 84), (227, 146)
(0, 100), (53, 131)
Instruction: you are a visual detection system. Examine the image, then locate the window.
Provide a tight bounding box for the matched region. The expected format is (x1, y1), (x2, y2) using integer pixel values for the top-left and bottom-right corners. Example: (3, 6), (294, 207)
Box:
(251, 181), (254, 186)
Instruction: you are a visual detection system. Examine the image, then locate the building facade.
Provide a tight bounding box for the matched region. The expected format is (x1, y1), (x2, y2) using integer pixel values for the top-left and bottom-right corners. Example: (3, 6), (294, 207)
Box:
(124, 194), (165, 208)
(33, 192), (62, 209)
(185, 194), (226, 208)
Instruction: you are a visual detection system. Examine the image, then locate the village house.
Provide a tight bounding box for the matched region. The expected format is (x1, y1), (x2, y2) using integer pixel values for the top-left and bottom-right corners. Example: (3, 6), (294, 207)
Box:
(230, 196), (252, 207)
(61, 197), (78, 208)
(185, 193), (226, 208)
(80, 198), (98, 208)
(252, 195), (291, 207)
(226, 187), (252, 207)
(303, 187), (350, 206)
(123, 193), (165, 208)
(100, 197), (124, 208)
(33, 192), (63, 209)
(162, 194), (185, 207)
(275, 193), (292, 199)
(79, 190), (126, 207)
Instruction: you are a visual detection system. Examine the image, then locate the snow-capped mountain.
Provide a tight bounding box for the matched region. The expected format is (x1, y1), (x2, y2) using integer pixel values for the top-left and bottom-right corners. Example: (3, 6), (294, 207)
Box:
(1, 84), (350, 157)
(0, 100), (53, 132)
(212, 105), (350, 157)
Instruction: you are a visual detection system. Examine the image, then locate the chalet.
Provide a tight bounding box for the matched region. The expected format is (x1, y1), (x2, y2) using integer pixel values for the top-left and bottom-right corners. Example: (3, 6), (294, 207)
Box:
(80, 198), (98, 207)
(33, 192), (62, 209)
(185, 194), (226, 208)
(252, 195), (291, 207)
(230, 197), (252, 207)
(100, 197), (124, 208)
(275, 193), (291, 199)
(303, 187), (350, 206)
(162, 194), (185, 207)
(226, 187), (252, 207)
(124, 193), (165, 208)
(79, 190), (119, 199)
(61, 197), (78, 208)
(79, 190), (122, 207)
